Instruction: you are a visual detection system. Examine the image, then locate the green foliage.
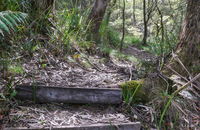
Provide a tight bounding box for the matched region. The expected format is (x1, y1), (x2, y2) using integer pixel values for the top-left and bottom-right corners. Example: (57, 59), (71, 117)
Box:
(8, 65), (24, 75)
(110, 49), (139, 64)
(107, 27), (121, 47)
(124, 35), (142, 49)
(0, 11), (28, 37)
(124, 35), (141, 45)
(148, 35), (178, 56)
(50, 6), (91, 52)
(78, 41), (95, 51)
(0, 0), (21, 11)
(99, 45), (113, 56)
(120, 80), (147, 104)
(99, 21), (121, 47)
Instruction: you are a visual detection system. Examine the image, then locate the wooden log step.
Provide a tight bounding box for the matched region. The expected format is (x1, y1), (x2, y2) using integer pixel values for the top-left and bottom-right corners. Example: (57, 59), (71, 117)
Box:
(5, 122), (141, 130)
(15, 85), (122, 104)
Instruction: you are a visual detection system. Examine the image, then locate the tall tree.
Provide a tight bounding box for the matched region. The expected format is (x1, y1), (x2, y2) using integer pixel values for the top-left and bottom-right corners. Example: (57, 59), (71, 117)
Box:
(87, 0), (110, 43)
(120, 0), (125, 51)
(132, 0), (136, 24)
(105, 0), (117, 26)
(142, 0), (156, 45)
(165, 0), (200, 76)
(142, 0), (147, 45)
(156, 1), (200, 127)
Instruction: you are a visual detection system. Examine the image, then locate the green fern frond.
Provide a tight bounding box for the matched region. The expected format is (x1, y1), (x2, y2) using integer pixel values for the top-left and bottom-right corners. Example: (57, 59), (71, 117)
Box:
(3, 14), (18, 27)
(0, 11), (28, 36)
(0, 15), (15, 31)
(0, 29), (4, 36)
(0, 19), (10, 34)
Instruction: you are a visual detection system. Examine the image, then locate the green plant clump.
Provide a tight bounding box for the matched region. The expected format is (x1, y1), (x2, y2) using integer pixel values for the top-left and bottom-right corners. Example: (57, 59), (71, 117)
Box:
(8, 65), (24, 75)
(120, 80), (148, 104)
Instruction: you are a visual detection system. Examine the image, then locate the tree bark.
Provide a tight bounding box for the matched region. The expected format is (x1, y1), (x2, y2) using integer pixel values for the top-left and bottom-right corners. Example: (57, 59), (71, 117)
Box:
(132, 0), (136, 24)
(105, 0), (117, 26)
(142, 0), (200, 103)
(87, 0), (110, 43)
(165, 0), (200, 77)
(120, 0), (125, 51)
(142, 0), (156, 46)
(142, 0), (148, 45)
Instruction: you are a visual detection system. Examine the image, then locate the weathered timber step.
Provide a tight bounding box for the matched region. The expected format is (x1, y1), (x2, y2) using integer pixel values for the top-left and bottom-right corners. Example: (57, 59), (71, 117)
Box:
(15, 85), (122, 104)
(5, 122), (141, 130)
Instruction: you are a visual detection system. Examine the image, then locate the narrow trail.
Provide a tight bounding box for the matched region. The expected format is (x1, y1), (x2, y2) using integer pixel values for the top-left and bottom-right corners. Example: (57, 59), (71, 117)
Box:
(122, 45), (156, 62)
(2, 46), (155, 129)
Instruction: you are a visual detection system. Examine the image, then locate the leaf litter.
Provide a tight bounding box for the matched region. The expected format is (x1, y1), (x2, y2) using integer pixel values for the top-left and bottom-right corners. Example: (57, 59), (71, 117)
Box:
(5, 103), (131, 128)
(2, 47), (157, 128)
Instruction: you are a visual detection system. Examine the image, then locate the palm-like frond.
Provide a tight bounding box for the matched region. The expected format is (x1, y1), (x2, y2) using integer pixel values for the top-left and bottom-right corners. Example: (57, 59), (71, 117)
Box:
(0, 11), (28, 36)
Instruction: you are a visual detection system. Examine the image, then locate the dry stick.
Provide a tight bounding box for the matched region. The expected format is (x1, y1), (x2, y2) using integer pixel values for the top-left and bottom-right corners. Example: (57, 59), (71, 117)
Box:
(173, 73), (200, 96)
(129, 64), (133, 81)
(166, 65), (200, 91)
(172, 101), (187, 116)
(71, 40), (104, 72)
(159, 73), (200, 127)
(82, 56), (103, 72)
(158, 72), (170, 92)
(166, 65), (188, 82)
(172, 51), (192, 77)
(171, 52), (199, 97)
(173, 54), (194, 91)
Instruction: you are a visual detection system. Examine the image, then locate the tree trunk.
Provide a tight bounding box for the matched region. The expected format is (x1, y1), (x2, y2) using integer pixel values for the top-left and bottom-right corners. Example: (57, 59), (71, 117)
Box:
(105, 0), (117, 25)
(132, 0), (136, 24)
(120, 0), (125, 51)
(165, 0), (200, 77)
(87, 0), (110, 43)
(142, 0), (147, 45)
(141, 0), (200, 103)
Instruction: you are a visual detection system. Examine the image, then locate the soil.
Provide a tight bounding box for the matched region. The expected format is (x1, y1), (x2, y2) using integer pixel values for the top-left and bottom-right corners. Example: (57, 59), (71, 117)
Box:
(122, 45), (156, 62)
(1, 46), (156, 128)
(12, 46), (156, 88)
(5, 103), (131, 128)
(14, 49), (132, 88)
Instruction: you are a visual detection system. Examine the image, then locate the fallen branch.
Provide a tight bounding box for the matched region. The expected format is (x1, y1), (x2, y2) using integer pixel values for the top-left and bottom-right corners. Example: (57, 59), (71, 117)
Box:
(173, 73), (200, 96)
(159, 73), (200, 127)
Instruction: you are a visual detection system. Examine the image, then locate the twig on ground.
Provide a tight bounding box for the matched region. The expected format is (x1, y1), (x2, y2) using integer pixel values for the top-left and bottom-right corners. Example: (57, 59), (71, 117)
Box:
(173, 73), (200, 96)
(172, 51), (192, 78)
(165, 65), (200, 92)
(129, 64), (133, 81)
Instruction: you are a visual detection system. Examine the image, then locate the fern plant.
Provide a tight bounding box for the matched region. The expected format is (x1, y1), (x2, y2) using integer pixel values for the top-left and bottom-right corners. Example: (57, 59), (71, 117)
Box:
(0, 11), (28, 36)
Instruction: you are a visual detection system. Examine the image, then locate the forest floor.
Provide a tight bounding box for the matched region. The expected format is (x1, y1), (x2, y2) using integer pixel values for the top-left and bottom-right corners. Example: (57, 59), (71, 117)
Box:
(1, 45), (157, 129)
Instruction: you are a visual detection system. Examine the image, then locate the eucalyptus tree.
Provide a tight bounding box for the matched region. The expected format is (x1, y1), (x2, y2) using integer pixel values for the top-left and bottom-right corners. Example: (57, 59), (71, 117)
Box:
(165, 0), (200, 76)
(120, 0), (125, 51)
(87, 0), (110, 43)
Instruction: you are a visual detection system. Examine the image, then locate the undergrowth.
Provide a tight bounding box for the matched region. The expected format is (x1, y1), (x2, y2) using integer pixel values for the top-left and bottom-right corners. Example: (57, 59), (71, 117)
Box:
(0, 1), (195, 129)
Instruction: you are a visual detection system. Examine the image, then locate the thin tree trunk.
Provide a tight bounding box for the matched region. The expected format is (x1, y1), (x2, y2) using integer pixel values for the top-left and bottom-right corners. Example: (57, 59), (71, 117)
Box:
(132, 0), (136, 24)
(87, 0), (110, 43)
(155, 1), (165, 54)
(157, 6), (164, 43)
(142, 0), (147, 45)
(120, 0), (125, 51)
(165, 0), (200, 76)
(105, 0), (117, 26)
